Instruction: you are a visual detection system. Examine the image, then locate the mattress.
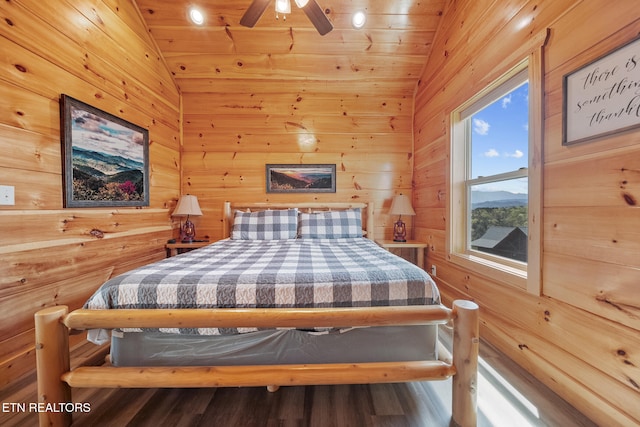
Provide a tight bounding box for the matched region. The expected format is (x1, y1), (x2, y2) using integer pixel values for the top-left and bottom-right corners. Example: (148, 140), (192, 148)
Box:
(85, 237), (439, 343)
(109, 325), (438, 367)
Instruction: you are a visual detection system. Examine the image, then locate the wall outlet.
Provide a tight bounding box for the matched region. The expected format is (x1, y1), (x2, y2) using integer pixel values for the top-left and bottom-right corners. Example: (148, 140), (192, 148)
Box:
(0, 185), (15, 206)
(430, 265), (437, 276)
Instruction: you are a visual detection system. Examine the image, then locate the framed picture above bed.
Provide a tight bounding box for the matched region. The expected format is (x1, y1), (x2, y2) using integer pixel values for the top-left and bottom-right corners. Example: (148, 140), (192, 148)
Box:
(60, 94), (150, 208)
(266, 164), (336, 193)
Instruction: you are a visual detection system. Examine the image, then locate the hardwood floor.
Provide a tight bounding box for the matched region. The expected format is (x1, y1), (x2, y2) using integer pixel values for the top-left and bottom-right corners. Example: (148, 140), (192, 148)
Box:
(1, 334), (597, 427)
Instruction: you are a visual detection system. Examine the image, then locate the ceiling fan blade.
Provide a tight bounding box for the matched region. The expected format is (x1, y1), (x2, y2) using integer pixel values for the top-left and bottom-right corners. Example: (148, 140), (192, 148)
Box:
(299, 0), (333, 36)
(240, 0), (271, 28)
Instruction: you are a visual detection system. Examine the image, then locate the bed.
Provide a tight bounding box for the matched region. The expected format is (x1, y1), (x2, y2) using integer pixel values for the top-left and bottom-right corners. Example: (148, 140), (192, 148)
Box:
(35, 201), (479, 427)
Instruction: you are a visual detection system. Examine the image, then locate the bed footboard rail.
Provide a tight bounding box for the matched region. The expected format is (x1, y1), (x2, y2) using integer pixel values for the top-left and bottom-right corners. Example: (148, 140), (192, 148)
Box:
(35, 301), (478, 427)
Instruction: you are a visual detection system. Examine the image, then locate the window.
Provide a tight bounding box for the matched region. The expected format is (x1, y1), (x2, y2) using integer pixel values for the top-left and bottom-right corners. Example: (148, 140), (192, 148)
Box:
(450, 58), (542, 294)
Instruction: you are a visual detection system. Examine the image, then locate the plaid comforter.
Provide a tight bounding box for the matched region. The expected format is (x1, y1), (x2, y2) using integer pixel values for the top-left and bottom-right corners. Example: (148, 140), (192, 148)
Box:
(85, 238), (439, 340)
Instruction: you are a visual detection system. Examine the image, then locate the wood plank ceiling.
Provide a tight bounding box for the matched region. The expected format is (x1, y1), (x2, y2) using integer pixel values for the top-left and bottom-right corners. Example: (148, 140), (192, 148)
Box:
(134, 0), (446, 94)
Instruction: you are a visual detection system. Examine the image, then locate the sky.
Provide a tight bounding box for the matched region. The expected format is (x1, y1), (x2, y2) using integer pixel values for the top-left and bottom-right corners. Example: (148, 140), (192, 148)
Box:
(470, 83), (529, 194)
(71, 106), (145, 163)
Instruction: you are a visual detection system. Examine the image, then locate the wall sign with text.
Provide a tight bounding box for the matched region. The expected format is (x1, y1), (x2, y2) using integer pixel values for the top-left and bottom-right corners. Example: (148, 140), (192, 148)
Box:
(563, 36), (640, 145)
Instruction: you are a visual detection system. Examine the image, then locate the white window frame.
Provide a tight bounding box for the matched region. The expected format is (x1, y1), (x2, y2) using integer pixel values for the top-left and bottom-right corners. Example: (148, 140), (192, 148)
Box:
(449, 53), (543, 295)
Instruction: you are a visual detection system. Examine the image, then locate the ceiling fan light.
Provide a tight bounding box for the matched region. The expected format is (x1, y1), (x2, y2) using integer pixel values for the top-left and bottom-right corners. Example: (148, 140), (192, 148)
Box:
(189, 7), (204, 25)
(352, 11), (366, 29)
(275, 0), (291, 14)
(294, 0), (310, 7)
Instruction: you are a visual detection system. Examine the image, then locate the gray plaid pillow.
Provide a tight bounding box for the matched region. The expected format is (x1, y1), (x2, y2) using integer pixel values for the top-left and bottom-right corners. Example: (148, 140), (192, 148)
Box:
(231, 209), (298, 240)
(299, 208), (362, 238)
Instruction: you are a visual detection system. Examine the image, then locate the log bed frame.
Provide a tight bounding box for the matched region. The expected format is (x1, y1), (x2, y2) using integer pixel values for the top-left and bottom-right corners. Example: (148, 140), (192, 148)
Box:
(34, 202), (479, 427)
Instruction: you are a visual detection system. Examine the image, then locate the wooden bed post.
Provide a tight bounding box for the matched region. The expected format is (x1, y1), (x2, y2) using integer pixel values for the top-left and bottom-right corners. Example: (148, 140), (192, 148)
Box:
(35, 306), (72, 427)
(223, 201), (232, 238)
(366, 202), (375, 240)
(451, 299), (479, 427)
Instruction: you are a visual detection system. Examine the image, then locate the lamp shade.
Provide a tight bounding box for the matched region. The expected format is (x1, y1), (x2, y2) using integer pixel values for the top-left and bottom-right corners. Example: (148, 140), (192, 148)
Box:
(389, 193), (415, 216)
(172, 195), (203, 217)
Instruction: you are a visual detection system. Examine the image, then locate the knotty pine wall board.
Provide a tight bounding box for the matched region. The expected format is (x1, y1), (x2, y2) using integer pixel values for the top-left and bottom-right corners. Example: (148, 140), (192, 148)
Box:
(0, 0), (180, 387)
(413, 0), (640, 424)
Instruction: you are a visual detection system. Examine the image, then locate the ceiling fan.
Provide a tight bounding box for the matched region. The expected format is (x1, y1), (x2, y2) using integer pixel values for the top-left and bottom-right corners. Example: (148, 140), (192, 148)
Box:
(240, 0), (333, 36)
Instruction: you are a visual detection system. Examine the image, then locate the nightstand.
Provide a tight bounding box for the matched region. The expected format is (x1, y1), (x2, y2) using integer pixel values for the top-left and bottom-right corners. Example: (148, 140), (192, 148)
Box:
(376, 239), (428, 269)
(165, 241), (210, 257)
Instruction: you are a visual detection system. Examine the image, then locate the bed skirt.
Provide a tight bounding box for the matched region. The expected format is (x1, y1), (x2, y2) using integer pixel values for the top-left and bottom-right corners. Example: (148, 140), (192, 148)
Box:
(109, 325), (438, 367)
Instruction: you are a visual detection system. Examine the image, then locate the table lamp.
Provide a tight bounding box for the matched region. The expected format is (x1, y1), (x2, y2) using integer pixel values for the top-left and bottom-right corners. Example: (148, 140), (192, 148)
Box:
(172, 194), (203, 243)
(389, 193), (415, 242)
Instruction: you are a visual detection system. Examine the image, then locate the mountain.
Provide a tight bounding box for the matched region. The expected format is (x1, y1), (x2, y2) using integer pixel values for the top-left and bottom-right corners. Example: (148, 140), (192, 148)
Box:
(472, 190), (527, 209)
(270, 170), (310, 189)
(308, 176), (333, 188)
(473, 199), (528, 208)
(74, 164), (107, 178)
(72, 146), (143, 176)
(105, 169), (143, 186)
(71, 147), (145, 198)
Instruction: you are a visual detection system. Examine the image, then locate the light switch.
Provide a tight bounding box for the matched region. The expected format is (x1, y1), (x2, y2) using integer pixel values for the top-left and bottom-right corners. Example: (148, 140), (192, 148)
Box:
(0, 185), (15, 205)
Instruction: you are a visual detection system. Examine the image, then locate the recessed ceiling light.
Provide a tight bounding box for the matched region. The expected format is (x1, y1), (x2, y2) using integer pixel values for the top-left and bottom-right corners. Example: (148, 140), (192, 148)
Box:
(189, 7), (204, 25)
(275, 0), (291, 14)
(352, 11), (366, 29)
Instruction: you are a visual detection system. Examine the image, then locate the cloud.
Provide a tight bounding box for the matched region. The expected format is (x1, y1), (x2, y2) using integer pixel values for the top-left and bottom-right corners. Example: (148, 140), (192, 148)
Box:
(473, 118), (490, 135)
(506, 149), (524, 158)
(484, 148), (500, 157)
(502, 94), (512, 109)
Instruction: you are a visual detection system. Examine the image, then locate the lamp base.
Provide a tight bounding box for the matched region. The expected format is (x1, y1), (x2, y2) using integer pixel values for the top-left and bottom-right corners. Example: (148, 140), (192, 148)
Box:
(393, 218), (407, 242)
(180, 218), (196, 243)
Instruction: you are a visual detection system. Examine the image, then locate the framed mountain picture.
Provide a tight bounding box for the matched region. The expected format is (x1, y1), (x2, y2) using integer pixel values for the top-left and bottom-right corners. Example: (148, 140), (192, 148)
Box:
(60, 94), (149, 207)
(266, 164), (336, 193)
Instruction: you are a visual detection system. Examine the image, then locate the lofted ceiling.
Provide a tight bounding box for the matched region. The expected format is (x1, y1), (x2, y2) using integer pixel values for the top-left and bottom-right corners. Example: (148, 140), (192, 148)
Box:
(133, 0), (446, 95)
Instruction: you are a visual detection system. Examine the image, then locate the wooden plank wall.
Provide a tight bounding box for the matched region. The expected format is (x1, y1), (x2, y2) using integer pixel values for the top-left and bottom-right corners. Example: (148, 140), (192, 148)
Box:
(0, 0), (181, 386)
(180, 79), (416, 242)
(413, 0), (640, 425)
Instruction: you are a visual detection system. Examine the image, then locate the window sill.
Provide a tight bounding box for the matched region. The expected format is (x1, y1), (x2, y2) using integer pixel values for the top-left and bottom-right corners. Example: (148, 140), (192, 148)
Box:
(449, 252), (527, 291)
